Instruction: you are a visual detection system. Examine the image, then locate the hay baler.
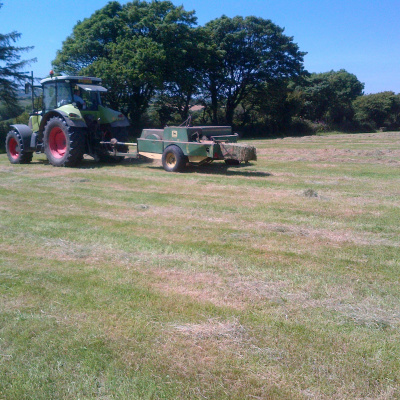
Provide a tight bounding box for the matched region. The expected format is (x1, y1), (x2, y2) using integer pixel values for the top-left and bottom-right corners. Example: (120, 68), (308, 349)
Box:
(133, 125), (257, 172)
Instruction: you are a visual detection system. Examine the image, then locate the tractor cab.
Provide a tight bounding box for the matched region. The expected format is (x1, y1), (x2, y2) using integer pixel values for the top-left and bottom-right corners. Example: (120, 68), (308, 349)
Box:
(40, 76), (107, 113)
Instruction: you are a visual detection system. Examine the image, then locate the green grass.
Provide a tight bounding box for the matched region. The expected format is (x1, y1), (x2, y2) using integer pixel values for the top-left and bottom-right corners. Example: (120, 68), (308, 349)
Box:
(1, 131), (400, 399)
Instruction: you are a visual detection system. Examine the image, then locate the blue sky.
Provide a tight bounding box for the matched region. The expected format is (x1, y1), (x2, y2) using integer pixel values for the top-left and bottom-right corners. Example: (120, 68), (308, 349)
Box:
(2, 0), (399, 94)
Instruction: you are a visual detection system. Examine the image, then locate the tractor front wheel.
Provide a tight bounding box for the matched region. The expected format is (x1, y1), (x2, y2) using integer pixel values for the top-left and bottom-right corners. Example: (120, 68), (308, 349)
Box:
(43, 117), (85, 167)
(5, 130), (33, 164)
(162, 145), (187, 172)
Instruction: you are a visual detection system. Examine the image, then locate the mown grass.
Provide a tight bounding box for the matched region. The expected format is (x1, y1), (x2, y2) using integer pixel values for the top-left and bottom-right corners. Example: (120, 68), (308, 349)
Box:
(1, 131), (400, 399)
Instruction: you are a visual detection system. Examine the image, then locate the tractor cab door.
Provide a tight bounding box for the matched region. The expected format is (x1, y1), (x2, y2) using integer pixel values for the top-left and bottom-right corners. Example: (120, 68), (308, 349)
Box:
(43, 82), (57, 112)
(76, 84), (107, 111)
(43, 81), (73, 112)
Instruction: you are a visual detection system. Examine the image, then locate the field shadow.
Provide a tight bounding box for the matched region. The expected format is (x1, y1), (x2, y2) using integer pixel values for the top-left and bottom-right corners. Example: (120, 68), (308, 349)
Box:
(26, 157), (271, 177)
(148, 162), (272, 178)
(31, 156), (152, 169)
(79, 157), (152, 169)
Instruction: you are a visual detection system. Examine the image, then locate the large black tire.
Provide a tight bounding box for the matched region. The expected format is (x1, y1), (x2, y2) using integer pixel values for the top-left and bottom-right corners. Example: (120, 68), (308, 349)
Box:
(5, 130), (33, 164)
(162, 145), (187, 172)
(43, 117), (85, 167)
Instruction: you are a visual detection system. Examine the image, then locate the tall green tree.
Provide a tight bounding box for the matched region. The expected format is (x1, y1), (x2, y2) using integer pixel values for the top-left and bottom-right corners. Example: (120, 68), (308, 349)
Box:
(200, 16), (306, 125)
(353, 91), (400, 129)
(155, 25), (207, 122)
(0, 3), (36, 114)
(236, 80), (299, 134)
(297, 69), (364, 124)
(52, 0), (197, 127)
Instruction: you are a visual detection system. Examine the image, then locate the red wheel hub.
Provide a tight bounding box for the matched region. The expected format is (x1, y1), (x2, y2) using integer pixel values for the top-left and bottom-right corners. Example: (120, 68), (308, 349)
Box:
(49, 127), (67, 158)
(8, 137), (19, 159)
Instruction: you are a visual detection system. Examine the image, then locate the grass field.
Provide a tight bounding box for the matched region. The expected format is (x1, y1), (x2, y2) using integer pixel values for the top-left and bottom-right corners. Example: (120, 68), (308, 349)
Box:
(1, 131), (400, 399)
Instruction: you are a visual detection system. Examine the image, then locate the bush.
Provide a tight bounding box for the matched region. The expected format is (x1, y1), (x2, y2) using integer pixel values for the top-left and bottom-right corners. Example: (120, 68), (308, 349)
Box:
(286, 117), (330, 136)
(0, 121), (9, 153)
(338, 120), (376, 133)
(353, 92), (400, 131)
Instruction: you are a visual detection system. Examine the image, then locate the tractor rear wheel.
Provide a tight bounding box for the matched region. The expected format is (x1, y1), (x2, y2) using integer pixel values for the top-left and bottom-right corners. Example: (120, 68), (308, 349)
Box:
(43, 117), (85, 167)
(5, 130), (33, 164)
(162, 145), (187, 172)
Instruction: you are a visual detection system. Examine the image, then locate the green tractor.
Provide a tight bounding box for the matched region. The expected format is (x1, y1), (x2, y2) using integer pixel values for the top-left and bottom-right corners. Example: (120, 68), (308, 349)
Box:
(5, 72), (130, 166)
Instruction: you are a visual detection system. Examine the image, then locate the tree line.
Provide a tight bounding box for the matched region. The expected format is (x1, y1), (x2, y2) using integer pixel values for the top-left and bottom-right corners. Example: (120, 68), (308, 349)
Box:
(1, 0), (400, 139)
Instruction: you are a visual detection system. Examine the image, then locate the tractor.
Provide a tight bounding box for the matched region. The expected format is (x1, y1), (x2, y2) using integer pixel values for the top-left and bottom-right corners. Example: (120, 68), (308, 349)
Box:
(5, 72), (130, 166)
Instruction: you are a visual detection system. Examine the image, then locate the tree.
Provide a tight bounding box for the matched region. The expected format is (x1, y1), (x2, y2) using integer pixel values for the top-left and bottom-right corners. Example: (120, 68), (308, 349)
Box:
(155, 26), (207, 122)
(200, 16), (306, 125)
(52, 1), (197, 128)
(353, 92), (400, 129)
(234, 80), (296, 134)
(0, 3), (36, 113)
(296, 70), (364, 124)
(52, 1), (125, 75)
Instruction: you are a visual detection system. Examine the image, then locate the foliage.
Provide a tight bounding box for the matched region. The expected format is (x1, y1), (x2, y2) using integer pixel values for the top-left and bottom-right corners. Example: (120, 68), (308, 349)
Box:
(0, 120), (7, 151)
(155, 26), (208, 123)
(200, 16), (306, 125)
(53, 5), (306, 130)
(0, 102), (23, 120)
(0, 3), (36, 112)
(53, 1), (197, 131)
(353, 91), (400, 130)
(294, 69), (364, 124)
(232, 80), (302, 136)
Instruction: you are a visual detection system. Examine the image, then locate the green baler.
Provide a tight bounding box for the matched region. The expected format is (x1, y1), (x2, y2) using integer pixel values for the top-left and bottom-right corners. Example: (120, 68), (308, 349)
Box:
(136, 125), (257, 172)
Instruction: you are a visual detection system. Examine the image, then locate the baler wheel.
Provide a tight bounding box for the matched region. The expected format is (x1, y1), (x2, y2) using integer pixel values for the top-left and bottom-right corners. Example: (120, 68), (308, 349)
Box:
(162, 145), (186, 172)
(5, 130), (33, 164)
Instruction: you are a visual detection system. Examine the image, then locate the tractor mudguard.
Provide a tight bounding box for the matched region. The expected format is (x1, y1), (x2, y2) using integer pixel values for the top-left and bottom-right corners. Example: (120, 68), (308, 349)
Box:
(10, 124), (35, 152)
(39, 110), (87, 135)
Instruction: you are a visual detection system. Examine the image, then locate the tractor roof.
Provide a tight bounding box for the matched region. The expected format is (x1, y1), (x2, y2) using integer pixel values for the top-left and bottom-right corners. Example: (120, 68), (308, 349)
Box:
(40, 76), (102, 85)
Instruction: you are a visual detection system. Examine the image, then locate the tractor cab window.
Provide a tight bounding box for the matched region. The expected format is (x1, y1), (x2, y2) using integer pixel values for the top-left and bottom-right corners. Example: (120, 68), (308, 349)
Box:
(80, 89), (102, 111)
(74, 83), (107, 110)
(57, 82), (73, 107)
(73, 88), (85, 110)
(43, 81), (73, 111)
(43, 82), (56, 112)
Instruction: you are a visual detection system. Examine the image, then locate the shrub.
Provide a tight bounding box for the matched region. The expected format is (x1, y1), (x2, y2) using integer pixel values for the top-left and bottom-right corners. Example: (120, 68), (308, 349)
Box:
(287, 117), (330, 136)
(0, 121), (9, 153)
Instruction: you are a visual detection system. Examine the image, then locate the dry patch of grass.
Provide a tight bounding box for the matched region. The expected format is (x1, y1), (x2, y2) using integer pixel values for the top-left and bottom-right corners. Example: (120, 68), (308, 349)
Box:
(256, 222), (400, 247)
(151, 268), (289, 310)
(172, 317), (247, 344)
